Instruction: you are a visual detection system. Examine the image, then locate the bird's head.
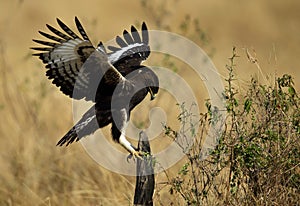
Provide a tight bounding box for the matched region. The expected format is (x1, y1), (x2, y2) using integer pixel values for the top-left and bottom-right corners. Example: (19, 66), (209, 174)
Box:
(144, 69), (159, 101)
(147, 85), (159, 101)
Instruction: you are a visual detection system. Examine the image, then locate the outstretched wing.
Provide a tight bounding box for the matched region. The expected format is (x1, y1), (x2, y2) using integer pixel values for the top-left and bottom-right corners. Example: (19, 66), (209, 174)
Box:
(107, 22), (150, 68)
(32, 17), (128, 101)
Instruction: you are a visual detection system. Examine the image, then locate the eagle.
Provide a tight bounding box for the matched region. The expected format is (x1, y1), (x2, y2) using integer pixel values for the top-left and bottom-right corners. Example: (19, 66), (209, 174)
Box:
(31, 17), (159, 159)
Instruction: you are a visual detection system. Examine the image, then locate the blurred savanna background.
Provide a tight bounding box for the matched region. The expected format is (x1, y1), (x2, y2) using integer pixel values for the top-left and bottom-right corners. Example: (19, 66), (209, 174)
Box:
(0, 0), (299, 205)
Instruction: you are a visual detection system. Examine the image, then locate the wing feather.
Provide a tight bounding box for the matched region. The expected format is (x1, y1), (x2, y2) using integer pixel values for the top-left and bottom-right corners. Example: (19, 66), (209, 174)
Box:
(32, 18), (149, 102)
(107, 22), (150, 66)
(116, 36), (128, 47)
(38, 31), (65, 43)
(123, 30), (134, 45)
(75, 16), (91, 41)
(107, 46), (120, 52)
(46, 24), (72, 40)
(131, 25), (141, 43)
(31, 47), (53, 52)
(141, 22), (149, 45)
(32, 17), (125, 101)
(32, 39), (58, 47)
(56, 18), (80, 39)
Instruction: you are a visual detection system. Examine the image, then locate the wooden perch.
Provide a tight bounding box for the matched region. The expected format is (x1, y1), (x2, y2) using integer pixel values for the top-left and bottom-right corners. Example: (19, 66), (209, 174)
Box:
(133, 131), (155, 206)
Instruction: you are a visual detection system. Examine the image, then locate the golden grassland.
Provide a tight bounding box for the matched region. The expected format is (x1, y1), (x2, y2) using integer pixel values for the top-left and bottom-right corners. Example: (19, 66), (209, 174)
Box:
(0, 0), (299, 205)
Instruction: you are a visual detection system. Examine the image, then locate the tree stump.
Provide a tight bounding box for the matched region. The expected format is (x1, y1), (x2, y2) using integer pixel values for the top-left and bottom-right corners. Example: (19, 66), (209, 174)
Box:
(133, 131), (155, 206)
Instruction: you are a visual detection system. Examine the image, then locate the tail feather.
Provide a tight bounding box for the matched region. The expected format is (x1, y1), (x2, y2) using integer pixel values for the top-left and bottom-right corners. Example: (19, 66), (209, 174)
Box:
(56, 127), (78, 146)
(56, 114), (97, 146)
(56, 106), (112, 147)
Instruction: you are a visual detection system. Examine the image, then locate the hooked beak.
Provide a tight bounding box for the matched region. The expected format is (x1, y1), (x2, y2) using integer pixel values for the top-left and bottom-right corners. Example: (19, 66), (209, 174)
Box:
(148, 87), (156, 100)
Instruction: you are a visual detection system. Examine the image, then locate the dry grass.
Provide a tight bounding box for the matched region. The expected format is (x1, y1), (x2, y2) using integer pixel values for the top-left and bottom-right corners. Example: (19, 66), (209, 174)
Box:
(0, 0), (300, 205)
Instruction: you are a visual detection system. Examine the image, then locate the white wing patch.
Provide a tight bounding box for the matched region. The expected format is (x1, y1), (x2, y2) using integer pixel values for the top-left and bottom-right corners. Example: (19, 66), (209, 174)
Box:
(107, 43), (143, 64)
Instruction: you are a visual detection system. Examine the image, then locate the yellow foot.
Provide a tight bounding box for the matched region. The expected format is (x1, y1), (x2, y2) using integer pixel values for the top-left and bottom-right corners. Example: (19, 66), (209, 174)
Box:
(127, 150), (144, 162)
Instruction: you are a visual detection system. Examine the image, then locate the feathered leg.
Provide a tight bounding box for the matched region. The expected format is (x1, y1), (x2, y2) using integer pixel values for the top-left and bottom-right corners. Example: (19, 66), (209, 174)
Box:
(111, 108), (142, 159)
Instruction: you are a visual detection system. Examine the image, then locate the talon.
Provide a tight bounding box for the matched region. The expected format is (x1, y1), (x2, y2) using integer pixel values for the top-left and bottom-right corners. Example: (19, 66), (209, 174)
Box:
(133, 150), (144, 160)
(127, 150), (144, 162)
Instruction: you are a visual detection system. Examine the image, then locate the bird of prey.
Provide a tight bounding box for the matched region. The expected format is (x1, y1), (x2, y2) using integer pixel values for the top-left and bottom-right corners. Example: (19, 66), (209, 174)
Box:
(31, 17), (159, 158)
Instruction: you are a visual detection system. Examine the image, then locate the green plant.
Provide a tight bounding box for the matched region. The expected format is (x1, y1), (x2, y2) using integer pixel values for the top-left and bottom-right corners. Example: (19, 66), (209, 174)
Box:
(159, 48), (300, 205)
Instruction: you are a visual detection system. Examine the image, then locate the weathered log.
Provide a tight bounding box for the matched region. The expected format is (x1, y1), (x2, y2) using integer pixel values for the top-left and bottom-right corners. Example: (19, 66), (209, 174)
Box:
(133, 131), (155, 206)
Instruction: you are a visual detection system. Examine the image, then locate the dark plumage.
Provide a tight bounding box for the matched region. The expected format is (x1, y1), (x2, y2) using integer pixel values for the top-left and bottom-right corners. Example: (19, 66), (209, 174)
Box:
(32, 17), (159, 157)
